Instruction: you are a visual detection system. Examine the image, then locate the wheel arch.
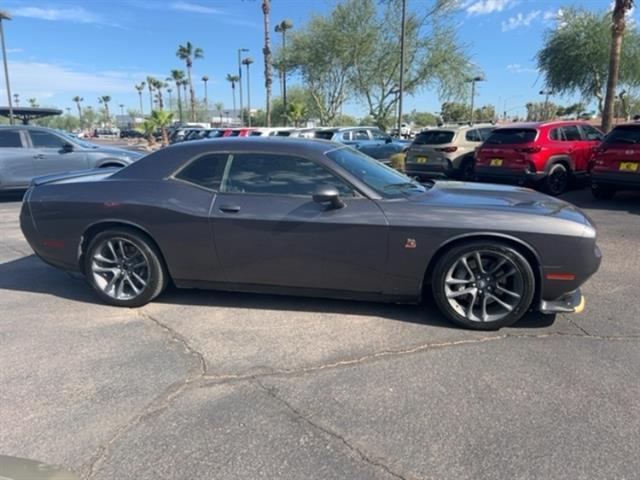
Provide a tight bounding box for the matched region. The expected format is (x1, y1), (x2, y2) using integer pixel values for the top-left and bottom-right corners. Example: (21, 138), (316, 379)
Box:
(545, 155), (573, 173)
(78, 220), (168, 275)
(95, 158), (126, 168)
(421, 232), (543, 303)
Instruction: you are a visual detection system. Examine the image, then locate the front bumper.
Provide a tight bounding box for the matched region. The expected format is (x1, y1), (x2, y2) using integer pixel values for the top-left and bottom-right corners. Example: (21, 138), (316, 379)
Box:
(539, 289), (585, 314)
(592, 171), (640, 190)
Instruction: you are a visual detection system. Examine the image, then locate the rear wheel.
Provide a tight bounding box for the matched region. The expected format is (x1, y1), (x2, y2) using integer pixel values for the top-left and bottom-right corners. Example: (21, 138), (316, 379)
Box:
(84, 228), (167, 307)
(591, 184), (616, 200)
(432, 241), (536, 330)
(543, 163), (569, 196)
(457, 157), (475, 181)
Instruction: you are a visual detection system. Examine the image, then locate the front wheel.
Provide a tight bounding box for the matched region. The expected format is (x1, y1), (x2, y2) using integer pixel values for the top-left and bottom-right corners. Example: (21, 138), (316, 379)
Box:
(85, 228), (167, 307)
(432, 241), (536, 330)
(543, 163), (569, 196)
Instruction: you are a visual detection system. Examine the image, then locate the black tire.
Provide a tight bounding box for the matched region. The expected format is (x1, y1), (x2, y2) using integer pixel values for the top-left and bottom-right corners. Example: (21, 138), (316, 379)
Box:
(431, 241), (536, 330)
(84, 228), (168, 307)
(591, 184), (616, 200)
(457, 157), (475, 181)
(543, 163), (569, 196)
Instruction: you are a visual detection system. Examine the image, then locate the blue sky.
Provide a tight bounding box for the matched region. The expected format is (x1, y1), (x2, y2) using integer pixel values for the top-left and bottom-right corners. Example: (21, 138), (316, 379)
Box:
(0, 0), (629, 119)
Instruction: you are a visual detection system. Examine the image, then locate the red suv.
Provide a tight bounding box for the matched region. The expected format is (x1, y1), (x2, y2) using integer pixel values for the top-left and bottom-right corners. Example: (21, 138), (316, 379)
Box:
(590, 122), (640, 199)
(475, 121), (604, 195)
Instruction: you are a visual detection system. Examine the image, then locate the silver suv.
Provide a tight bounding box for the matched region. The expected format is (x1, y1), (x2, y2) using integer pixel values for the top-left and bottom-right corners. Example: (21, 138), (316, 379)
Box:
(404, 124), (494, 181)
(0, 125), (142, 191)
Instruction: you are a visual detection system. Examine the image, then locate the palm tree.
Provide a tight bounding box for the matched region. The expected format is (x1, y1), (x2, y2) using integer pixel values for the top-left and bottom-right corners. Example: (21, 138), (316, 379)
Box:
(225, 74), (240, 119)
(275, 19), (293, 123)
(214, 101), (224, 125)
(28, 97), (38, 108)
(150, 109), (173, 146)
(167, 87), (173, 111)
(99, 95), (112, 126)
(287, 100), (307, 127)
(135, 82), (146, 116)
(146, 76), (156, 112)
(72, 96), (83, 124)
(169, 69), (186, 123)
(176, 41), (204, 122)
(602, 0), (635, 132)
(261, 0), (273, 127)
(242, 57), (254, 127)
(139, 118), (156, 147)
(202, 75), (209, 110)
(150, 78), (165, 110)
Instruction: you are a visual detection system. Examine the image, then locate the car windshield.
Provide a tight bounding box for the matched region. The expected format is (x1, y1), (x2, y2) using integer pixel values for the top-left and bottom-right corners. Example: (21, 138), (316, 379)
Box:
(326, 147), (427, 197)
(604, 125), (640, 145)
(485, 128), (537, 144)
(313, 130), (335, 140)
(413, 130), (455, 145)
(57, 131), (97, 149)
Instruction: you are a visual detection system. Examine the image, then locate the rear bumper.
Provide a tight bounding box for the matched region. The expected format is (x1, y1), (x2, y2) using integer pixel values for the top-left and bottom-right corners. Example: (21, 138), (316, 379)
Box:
(405, 162), (455, 179)
(475, 166), (546, 184)
(539, 289), (585, 314)
(592, 171), (640, 190)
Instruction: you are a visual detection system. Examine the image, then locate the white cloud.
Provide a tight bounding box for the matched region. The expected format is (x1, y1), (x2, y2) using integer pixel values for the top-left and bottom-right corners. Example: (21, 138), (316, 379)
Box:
(506, 63), (537, 74)
(3, 61), (159, 100)
(543, 9), (559, 21)
(6, 48), (23, 54)
(466, 0), (517, 15)
(11, 6), (104, 24)
(170, 2), (223, 15)
(502, 10), (541, 31)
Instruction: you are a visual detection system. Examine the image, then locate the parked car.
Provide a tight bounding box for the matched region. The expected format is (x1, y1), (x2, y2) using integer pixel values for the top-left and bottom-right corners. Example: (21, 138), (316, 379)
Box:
(475, 121), (604, 195)
(590, 122), (640, 199)
(21, 137), (600, 330)
(250, 127), (296, 137)
(312, 126), (409, 164)
(222, 128), (256, 137)
(119, 129), (143, 139)
(404, 124), (494, 181)
(0, 126), (143, 192)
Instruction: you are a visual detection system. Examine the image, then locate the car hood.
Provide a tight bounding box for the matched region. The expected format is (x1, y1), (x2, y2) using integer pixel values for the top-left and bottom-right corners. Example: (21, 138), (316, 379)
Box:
(86, 145), (143, 159)
(414, 180), (591, 225)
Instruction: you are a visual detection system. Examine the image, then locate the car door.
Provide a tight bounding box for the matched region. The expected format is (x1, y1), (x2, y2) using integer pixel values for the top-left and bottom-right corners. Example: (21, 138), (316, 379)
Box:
(27, 130), (89, 177)
(560, 124), (590, 172)
(578, 124), (605, 169)
(211, 152), (389, 293)
(0, 129), (33, 189)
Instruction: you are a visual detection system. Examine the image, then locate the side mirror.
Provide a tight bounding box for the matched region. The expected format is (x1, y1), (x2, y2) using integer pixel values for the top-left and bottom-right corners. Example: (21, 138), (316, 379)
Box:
(62, 143), (74, 153)
(313, 185), (345, 209)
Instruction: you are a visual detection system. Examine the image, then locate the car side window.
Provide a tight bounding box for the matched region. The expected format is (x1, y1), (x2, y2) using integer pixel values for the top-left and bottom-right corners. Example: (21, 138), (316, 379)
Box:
(30, 131), (67, 149)
(175, 153), (228, 191)
(341, 131), (352, 141)
(580, 124), (604, 141)
(353, 130), (369, 141)
(0, 130), (23, 148)
(221, 153), (355, 197)
(465, 129), (482, 142)
(561, 125), (582, 141)
(479, 127), (494, 140)
(549, 128), (564, 141)
(370, 129), (387, 141)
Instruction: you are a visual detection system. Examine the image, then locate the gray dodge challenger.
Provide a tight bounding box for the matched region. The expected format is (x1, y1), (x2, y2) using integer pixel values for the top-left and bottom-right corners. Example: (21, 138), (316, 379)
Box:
(20, 138), (601, 329)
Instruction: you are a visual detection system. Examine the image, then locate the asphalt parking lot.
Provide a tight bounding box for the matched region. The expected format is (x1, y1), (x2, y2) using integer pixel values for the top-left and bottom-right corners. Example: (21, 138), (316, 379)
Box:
(1, 188), (639, 479)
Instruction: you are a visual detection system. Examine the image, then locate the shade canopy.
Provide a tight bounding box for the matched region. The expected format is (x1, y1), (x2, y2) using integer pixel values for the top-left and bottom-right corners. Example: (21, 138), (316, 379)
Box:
(0, 107), (62, 124)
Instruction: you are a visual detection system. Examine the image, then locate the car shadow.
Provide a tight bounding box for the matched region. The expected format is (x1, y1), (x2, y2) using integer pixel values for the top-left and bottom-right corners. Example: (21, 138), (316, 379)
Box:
(0, 254), (556, 330)
(0, 192), (25, 203)
(560, 189), (640, 215)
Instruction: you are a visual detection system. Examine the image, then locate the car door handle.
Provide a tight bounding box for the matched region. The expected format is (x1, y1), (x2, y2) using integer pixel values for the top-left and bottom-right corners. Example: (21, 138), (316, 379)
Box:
(219, 205), (241, 213)
(33, 154), (45, 159)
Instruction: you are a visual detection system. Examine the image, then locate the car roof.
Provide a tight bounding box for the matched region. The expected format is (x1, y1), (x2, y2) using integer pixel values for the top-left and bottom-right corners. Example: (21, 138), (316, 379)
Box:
(420, 124), (494, 132)
(495, 120), (594, 130)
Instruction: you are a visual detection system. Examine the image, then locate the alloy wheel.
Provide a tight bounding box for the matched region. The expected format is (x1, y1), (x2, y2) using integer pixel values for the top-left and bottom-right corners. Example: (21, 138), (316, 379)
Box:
(444, 250), (525, 323)
(91, 237), (150, 300)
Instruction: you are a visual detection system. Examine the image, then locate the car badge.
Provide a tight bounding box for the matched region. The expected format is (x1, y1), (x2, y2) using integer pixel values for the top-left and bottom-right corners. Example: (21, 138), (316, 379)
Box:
(405, 238), (417, 249)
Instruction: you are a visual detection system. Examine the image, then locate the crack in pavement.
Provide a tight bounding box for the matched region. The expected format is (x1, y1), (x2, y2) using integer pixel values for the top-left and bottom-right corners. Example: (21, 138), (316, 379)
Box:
(253, 377), (411, 480)
(84, 311), (207, 479)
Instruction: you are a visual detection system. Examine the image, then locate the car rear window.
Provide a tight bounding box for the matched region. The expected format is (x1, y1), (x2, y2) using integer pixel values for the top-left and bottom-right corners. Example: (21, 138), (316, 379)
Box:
(485, 128), (537, 144)
(313, 131), (335, 140)
(413, 130), (455, 145)
(0, 130), (22, 147)
(604, 125), (640, 145)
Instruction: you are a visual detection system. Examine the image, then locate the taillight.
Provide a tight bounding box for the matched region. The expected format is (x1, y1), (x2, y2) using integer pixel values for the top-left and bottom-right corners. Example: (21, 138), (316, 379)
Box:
(436, 146), (458, 153)
(516, 146), (541, 154)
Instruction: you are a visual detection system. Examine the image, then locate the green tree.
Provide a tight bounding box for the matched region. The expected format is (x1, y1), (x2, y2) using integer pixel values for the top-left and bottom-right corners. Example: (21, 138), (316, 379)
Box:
(286, 100), (308, 127)
(169, 70), (186, 122)
(176, 41), (204, 122)
(149, 109), (173, 146)
(226, 74), (240, 115)
(28, 97), (38, 108)
(214, 101), (224, 124)
(405, 110), (439, 128)
(525, 101), (560, 121)
(536, 7), (640, 121)
(135, 82), (146, 116)
(138, 118), (156, 146)
(98, 95), (112, 127)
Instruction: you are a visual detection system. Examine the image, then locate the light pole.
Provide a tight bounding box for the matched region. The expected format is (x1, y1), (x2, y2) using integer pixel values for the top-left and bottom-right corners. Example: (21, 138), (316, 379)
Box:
(466, 76), (484, 124)
(396, 0), (407, 138)
(275, 20), (293, 125)
(13, 92), (18, 107)
(539, 89), (553, 120)
(237, 48), (249, 126)
(0, 11), (13, 125)
(202, 75), (209, 113)
(242, 57), (253, 127)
